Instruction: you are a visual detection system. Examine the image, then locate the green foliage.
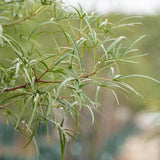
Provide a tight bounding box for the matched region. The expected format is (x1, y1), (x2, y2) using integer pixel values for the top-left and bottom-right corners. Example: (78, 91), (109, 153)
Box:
(105, 13), (160, 111)
(0, 0), (158, 159)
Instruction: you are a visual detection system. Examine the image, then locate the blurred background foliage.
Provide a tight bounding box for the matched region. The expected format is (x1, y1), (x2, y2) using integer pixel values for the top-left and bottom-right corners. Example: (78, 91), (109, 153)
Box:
(0, 1), (160, 160)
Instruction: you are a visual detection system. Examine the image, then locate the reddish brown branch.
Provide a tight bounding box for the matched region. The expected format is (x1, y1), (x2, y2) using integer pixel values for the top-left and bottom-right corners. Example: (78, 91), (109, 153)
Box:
(0, 72), (96, 93)
(36, 79), (62, 83)
(0, 72), (96, 109)
(1, 84), (27, 92)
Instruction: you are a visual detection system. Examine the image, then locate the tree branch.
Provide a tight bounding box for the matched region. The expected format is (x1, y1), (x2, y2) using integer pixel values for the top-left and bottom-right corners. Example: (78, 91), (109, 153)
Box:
(1, 83), (28, 92)
(80, 71), (96, 79)
(0, 100), (17, 109)
(2, 6), (43, 28)
(36, 79), (62, 83)
(0, 71), (96, 93)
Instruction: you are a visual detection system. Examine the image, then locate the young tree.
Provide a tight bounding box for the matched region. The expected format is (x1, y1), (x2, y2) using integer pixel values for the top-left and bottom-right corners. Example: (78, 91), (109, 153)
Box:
(0, 0), (159, 159)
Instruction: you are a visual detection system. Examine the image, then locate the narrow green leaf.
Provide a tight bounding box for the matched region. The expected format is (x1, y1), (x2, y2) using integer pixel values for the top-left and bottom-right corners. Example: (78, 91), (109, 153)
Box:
(54, 53), (69, 66)
(0, 94), (26, 107)
(0, 16), (10, 21)
(124, 53), (148, 60)
(45, 122), (50, 144)
(116, 16), (143, 24)
(56, 77), (74, 100)
(107, 36), (126, 52)
(116, 74), (160, 84)
(15, 96), (33, 129)
(31, 76), (36, 91)
(24, 68), (31, 83)
(28, 21), (69, 44)
(15, 62), (20, 77)
(86, 105), (94, 125)
(84, 19), (98, 46)
(74, 103), (78, 140)
(100, 44), (108, 59)
(66, 33), (83, 73)
(111, 90), (119, 105)
(46, 92), (53, 116)
(115, 44), (122, 57)
(27, 94), (39, 130)
(120, 35), (145, 57)
(95, 86), (100, 108)
(116, 81), (142, 97)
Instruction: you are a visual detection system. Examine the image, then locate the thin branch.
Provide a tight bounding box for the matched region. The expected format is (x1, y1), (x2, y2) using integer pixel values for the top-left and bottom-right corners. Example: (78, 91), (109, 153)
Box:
(36, 79), (62, 83)
(0, 71), (96, 92)
(31, 66), (37, 79)
(1, 83), (28, 92)
(2, 6), (44, 28)
(36, 25), (90, 80)
(0, 100), (17, 109)
(37, 71), (96, 83)
(37, 34), (82, 80)
(0, 72), (96, 109)
(80, 71), (96, 79)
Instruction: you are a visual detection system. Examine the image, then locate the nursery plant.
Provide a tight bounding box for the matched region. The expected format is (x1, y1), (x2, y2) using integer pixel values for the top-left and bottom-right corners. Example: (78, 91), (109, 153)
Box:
(0, 0), (159, 159)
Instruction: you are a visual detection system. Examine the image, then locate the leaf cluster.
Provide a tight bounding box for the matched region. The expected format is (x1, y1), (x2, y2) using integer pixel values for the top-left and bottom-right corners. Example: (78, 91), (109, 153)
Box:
(0, 1), (158, 159)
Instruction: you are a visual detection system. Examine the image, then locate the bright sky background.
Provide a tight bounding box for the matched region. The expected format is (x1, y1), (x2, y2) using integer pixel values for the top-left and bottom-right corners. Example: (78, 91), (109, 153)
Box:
(64, 0), (160, 15)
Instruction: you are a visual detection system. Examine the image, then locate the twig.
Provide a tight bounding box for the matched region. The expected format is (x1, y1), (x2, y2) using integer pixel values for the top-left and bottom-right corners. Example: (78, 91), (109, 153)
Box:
(1, 83), (28, 92)
(31, 65), (37, 79)
(2, 6), (43, 28)
(80, 71), (96, 79)
(0, 71), (97, 93)
(36, 79), (62, 83)
(0, 100), (17, 109)
(37, 34), (82, 80)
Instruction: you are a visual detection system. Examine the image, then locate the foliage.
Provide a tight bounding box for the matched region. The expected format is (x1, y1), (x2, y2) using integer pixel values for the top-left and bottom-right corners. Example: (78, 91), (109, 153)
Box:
(0, 0), (159, 159)
(106, 13), (160, 110)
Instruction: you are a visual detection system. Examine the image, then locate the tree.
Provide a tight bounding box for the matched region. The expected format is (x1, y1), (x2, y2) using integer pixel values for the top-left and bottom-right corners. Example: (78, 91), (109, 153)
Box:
(0, 0), (159, 159)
